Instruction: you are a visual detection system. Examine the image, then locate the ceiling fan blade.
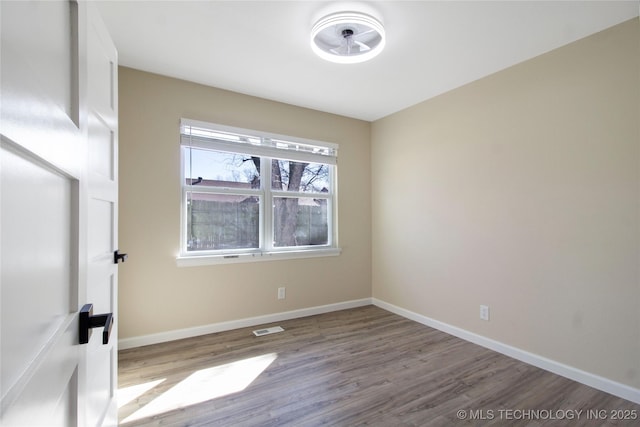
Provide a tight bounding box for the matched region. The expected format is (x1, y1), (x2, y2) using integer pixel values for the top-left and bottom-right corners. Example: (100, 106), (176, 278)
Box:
(330, 44), (349, 55)
(353, 28), (375, 38)
(354, 40), (371, 52)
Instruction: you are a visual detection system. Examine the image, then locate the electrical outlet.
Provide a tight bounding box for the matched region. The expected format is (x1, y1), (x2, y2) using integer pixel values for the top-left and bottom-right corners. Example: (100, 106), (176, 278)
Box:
(480, 305), (490, 321)
(277, 287), (286, 300)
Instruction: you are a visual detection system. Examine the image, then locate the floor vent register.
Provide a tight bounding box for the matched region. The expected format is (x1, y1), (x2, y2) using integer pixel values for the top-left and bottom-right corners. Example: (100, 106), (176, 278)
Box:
(252, 326), (285, 337)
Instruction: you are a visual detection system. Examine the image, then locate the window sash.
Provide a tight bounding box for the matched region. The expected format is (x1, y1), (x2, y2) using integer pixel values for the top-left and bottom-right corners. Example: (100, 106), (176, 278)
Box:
(181, 186), (334, 255)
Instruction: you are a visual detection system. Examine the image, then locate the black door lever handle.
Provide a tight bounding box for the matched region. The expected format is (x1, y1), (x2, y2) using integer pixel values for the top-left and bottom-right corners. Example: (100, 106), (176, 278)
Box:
(114, 250), (128, 264)
(79, 304), (113, 344)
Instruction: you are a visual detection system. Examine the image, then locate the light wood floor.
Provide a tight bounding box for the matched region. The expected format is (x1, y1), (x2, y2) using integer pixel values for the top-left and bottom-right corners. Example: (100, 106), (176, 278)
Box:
(118, 305), (639, 426)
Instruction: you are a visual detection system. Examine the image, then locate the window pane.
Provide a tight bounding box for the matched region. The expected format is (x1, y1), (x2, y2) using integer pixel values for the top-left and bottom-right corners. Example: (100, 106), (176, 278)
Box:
(187, 192), (259, 251)
(273, 197), (328, 247)
(271, 160), (330, 193)
(184, 147), (260, 188)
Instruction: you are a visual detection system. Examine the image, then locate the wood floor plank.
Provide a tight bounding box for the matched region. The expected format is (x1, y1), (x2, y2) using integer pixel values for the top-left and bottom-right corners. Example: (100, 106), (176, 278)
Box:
(118, 306), (640, 426)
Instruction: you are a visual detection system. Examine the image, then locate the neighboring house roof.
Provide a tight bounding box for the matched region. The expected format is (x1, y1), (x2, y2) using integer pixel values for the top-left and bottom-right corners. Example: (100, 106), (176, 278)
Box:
(186, 178), (323, 206)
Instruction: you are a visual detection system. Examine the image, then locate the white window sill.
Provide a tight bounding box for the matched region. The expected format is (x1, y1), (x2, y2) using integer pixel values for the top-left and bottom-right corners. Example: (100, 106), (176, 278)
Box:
(176, 247), (341, 267)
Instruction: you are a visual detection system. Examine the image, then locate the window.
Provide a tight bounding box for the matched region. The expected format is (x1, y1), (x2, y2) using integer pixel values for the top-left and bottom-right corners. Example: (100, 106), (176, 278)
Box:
(178, 119), (339, 265)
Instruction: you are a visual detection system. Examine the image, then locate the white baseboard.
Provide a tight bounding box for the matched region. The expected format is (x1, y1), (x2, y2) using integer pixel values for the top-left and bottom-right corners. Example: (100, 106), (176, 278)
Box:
(118, 298), (372, 350)
(372, 298), (640, 405)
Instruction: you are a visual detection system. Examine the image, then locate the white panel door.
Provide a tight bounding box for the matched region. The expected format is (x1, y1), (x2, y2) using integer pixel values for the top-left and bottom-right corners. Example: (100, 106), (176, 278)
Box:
(0, 1), (119, 426)
(84, 3), (120, 426)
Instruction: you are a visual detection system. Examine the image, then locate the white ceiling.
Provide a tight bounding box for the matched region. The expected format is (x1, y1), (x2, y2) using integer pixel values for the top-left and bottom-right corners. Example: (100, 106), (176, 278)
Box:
(96, 1), (639, 122)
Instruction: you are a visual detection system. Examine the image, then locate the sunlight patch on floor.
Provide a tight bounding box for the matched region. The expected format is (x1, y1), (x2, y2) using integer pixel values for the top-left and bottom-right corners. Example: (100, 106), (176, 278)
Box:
(118, 379), (166, 408)
(121, 353), (278, 423)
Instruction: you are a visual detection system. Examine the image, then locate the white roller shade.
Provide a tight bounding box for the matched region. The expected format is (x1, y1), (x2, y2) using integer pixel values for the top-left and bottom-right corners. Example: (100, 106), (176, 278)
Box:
(180, 118), (338, 165)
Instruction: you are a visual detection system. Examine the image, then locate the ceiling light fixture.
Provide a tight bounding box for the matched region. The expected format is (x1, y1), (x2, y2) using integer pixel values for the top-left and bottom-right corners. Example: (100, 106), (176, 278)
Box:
(310, 11), (385, 64)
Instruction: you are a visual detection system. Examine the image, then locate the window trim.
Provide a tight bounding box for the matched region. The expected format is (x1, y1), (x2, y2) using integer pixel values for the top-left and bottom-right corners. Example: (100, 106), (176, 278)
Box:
(177, 119), (340, 266)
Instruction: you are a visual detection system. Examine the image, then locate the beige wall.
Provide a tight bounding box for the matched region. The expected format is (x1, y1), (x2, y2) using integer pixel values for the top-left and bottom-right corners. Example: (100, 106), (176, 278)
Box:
(118, 68), (371, 339)
(372, 19), (639, 389)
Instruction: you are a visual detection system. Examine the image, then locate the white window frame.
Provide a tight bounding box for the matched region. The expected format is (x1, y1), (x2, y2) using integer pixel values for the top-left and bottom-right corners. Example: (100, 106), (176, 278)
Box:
(177, 119), (341, 266)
